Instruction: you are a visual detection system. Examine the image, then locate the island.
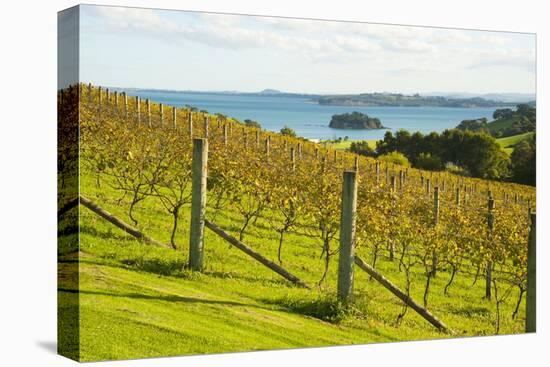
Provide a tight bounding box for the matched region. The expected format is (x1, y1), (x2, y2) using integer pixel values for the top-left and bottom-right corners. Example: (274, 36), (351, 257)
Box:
(329, 111), (386, 129)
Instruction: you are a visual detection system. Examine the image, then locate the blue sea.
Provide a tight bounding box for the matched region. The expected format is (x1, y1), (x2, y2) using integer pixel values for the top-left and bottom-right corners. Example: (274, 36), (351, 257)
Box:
(124, 90), (496, 141)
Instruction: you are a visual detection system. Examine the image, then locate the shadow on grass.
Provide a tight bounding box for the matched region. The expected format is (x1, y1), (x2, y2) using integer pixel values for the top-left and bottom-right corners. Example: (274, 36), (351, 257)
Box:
(59, 288), (264, 309)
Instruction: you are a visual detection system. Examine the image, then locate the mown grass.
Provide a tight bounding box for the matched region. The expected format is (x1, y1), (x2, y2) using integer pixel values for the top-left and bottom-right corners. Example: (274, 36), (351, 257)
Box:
(59, 172), (527, 361)
(496, 132), (534, 155)
(322, 139), (377, 151)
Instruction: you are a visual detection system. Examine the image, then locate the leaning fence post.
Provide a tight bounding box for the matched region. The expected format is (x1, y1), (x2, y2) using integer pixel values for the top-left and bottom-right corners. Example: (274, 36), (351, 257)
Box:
(189, 138), (209, 271)
(432, 187), (440, 277)
(337, 170), (358, 303)
(526, 213), (536, 332)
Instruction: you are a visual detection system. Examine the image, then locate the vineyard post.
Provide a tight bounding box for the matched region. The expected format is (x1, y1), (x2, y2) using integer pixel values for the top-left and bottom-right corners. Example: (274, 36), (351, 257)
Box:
(390, 176), (396, 192)
(421, 175), (424, 186)
(188, 111), (193, 136)
(455, 187), (460, 206)
(514, 194), (519, 204)
(98, 86), (102, 119)
(290, 147), (296, 172)
(243, 133), (248, 149)
(123, 92), (128, 119)
(265, 136), (271, 157)
(526, 213), (536, 332)
(106, 88), (110, 105)
(354, 156), (359, 172)
(159, 103), (164, 126)
(223, 124), (228, 146)
(432, 187), (440, 277)
(256, 130), (260, 149)
(385, 165), (389, 185)
(135, 96), (140, 124)
(146, 99), (151, 127)
(485, 196), (495, 300)
(334, 150), (338, 163)
(399, 170), (404, 192)
(337, 170), (358, 303)
(189, 138), (209, 271)
(114, 91), (118, 107)
(426, 179), (431, 196)
(298, 143), (302, 158)
(315, 148), (319, 159)
(87, 83), (92, 104)
(442, 180), (445, 192)
(375, 162), (380, 183)
(172, 106), (177, 129)
(203, 116), (209, 139)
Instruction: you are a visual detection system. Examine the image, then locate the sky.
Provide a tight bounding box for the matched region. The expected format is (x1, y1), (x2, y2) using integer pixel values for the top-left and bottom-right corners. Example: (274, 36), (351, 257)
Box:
(76, 5), (536, 95)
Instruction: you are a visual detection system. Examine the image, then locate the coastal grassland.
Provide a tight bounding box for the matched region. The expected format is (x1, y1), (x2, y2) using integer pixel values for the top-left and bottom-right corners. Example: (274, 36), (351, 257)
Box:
(323, 139), (377, 151)
(60, 173), (527, 361)
(496, 132), (534, 154)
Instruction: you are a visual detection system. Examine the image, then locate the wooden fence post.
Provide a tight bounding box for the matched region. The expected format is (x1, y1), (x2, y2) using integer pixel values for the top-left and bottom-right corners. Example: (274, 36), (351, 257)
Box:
(159, 103), (164, 126)
(123, 92), (128, 119)
(223, 124), (228, 146)
(354, 156), (359, 172)
(426, 179), (431, 196)
(188, 111), (193, 136)
(297, 143), (302, 158)
(87, 83), (92, 104)
(172, 106), (177, 129)
(146, 99), (151, 127)
(98, 86), (102, 119)
(265, 136), (271, 156)
(203, 116), (209, 139)
(486, 196), (495, 300)
(189, 138), (209, 271)
(337, 170), (358, 303)
(455, 187), (460, 206)
(290, 147), (296, 172)
(526, 213), (536, 332)
(432, 187), (440, 277)
(114, 91), (118, 108)
(375, 162), (380, 183)
(136, 96), (140, 124)
(256, 130), (260, 149)
(390, 176), (396, 192)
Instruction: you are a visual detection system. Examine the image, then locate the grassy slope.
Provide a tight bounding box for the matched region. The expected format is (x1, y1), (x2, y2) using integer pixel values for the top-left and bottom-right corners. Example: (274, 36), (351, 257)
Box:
(496, 132), (534, 155)
(487, 116), (518, 133)
(322, 139), (377, 150)
(59, 173), (527, 361)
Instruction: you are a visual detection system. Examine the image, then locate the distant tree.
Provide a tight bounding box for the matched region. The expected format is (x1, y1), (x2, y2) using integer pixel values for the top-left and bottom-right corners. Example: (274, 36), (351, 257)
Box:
(511, 134), (536, 186)
(455, 118), (488, 132)
(244, 119), (262, 129)
(493, 108), (514, 120)
(349, 141), (375, 157)
(280, 125), (297, 137)
(415, 153), (444, 171)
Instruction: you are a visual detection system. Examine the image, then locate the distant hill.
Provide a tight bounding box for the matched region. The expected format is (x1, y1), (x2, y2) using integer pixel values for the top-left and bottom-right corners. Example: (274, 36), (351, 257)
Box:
(422, 92), (535, 103)
(316, 92), (517, 108)
(259, 89), (283, 95)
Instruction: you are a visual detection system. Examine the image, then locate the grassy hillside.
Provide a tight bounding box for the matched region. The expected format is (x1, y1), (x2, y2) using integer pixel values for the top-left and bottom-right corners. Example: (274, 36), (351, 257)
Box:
(59, 174), (527, 361)
(496, 132), (534, 154)
(487, 117), (518, 133)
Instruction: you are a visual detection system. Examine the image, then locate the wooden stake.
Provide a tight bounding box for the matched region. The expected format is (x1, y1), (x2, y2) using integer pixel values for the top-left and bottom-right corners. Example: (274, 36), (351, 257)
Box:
(337, 171), (357, 303)
(189, 138), (208, 271)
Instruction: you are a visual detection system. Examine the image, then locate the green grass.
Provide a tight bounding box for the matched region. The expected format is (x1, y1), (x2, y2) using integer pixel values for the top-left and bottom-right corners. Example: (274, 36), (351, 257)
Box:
(487, 117), (518, 133)
(58, 173), (527, 361)
(322, 139), (377, 150)
(496, 132), (534, 155)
